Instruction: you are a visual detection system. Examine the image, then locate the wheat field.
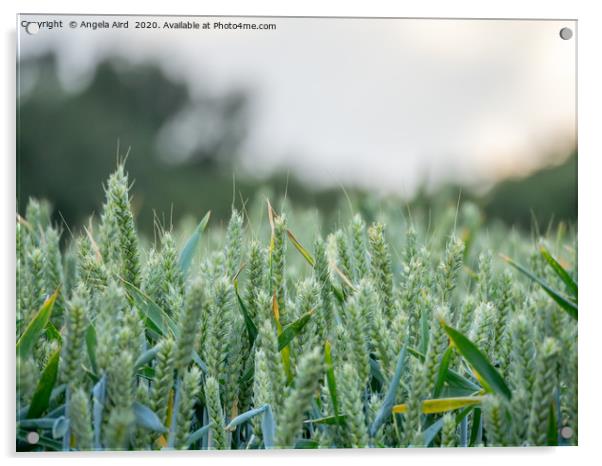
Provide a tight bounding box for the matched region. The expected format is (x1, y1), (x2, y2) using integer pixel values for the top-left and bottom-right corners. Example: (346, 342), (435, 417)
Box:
(16, 164), (577, 451)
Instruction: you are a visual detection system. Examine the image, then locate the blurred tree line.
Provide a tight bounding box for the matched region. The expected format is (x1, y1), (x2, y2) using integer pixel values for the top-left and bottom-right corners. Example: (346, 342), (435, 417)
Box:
(17, 53), (576, 236)
(482, 152), (577, 228)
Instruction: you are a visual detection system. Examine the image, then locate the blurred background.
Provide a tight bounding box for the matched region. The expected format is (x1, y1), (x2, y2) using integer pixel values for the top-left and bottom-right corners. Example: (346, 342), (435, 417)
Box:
(17, 16), (577, 234)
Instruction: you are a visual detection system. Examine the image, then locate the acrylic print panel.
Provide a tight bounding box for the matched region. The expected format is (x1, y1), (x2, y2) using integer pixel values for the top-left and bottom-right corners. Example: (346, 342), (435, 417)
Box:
(16, 15), (577, 451)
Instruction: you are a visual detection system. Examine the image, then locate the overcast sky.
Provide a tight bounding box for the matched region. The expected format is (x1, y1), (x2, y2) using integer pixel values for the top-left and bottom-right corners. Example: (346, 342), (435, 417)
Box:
(18, 15), (576, 195)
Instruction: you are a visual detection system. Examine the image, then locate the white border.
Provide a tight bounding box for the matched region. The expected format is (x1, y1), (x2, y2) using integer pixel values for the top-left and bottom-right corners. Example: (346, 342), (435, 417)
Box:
(3, 1), (600, 465)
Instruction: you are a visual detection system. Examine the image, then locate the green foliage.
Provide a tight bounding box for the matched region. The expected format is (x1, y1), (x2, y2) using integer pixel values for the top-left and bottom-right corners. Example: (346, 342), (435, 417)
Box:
(25, 349), (59, 419)
(15, 165), (577, 451)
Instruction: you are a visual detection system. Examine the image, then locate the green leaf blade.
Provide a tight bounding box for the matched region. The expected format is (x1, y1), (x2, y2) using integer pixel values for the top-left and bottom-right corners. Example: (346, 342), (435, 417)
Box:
(277, 310), (313, 351)
(178, 211), (211, 275)
(442, 323), (512, 400)
(324, 341), (340, 423)
(225, 405), (268, 431)
(17, 290), (59, 359)
(503, 255), (577, 320)
(287, 229), (315, 267)
(234, 281), (258, 344)
(26, 349), (60, 419)
(540, 245), (578, 300)
(304, 414), (347, 426)
(122, 279), (178, 337)
(370, 345), (408, 437)
(133, 401), (167, 433)
(392, 396), (484, 415)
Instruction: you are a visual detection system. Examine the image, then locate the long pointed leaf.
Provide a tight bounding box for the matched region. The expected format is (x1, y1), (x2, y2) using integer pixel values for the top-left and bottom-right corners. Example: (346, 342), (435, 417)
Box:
(539, 245), (578, 300)
(433, 345), (453, 398)
(261, 404), (276, 449)
(469, 407), (482, 446)
(191, 351), (208, 374)
(369, 358), (385, 386)
(422, 406), (474, 446)
(547, 400), (558, 446)
(392, 396), (484, 415)
(272, 295), (291, 382)
(17, 289), (59, 359)
(133, 401), (167, 433)
(122, 279), (178, 337)
(178, 211), (211, 274)
(234, 280), (258, 344)
(225, 405), (267, 431)
(185, 423), (212, 448)
(26, 349), (60, 419)
(370, 345), (408, 437)
(445, 368), (482, 395)
(135, 344), (161, 369)
(294, 439), (319, 449)
(92, 374), (106, 450)
(422, 417), (445, 446)
(287, 229), (315, 266)
(278, 310), (314, 351)
(324, 341), (340, 422)
(502, 255), (577, 320)
(18, 417), (57, 430)
(442, 323), (512, 400)
(304, 414), (347, 425)
(52, 416), (69, 439)
(45, 321), (63, 344)
(85, 325), (98, 375)
(407, 345), (480, 393)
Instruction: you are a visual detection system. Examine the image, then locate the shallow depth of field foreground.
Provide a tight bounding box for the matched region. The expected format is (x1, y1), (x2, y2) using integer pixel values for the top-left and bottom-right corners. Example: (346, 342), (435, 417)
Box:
(16, 164), (578, 451)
